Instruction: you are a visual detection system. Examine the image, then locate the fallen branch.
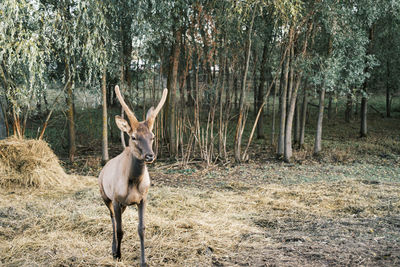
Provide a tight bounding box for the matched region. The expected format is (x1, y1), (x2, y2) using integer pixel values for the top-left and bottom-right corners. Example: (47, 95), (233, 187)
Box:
(38, 78), (71, 140)
(369, 104), (384, 118)
(308, 102), (328, 110)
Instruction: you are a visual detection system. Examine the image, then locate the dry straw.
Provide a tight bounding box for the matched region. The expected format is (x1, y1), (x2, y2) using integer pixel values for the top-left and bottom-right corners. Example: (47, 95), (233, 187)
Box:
(1, 177), (399, 266)
(0, 136), (69, 188)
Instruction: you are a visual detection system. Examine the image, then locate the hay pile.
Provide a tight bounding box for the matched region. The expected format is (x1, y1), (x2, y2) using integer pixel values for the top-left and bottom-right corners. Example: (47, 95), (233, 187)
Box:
(0, 136), (68, 188)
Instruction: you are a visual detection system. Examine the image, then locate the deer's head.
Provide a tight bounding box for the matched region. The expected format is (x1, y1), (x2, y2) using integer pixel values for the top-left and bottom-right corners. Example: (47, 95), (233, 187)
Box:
(114, 85), (167, 163)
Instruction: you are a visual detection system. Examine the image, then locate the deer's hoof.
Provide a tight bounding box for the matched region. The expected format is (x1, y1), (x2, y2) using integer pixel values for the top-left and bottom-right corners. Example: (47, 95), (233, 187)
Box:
(112, 252), (121, 260)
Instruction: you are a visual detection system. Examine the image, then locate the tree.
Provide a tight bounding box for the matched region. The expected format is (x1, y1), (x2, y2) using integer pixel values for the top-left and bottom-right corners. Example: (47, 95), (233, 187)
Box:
(43, 0), (109, 161)
(0, 0), (51, 138)
(234, 4), (256, 163)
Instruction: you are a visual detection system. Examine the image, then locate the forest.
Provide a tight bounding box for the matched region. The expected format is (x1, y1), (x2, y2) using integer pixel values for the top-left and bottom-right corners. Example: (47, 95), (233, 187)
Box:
(1, 0), (400, 266)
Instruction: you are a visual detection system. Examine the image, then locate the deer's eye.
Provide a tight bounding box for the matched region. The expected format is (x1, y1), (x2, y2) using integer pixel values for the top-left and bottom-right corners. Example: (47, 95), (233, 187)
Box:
(132, 135), (136, 141)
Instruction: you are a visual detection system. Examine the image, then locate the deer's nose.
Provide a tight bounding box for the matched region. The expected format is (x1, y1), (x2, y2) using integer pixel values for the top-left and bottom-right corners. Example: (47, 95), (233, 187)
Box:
(144, 153), (154, 162)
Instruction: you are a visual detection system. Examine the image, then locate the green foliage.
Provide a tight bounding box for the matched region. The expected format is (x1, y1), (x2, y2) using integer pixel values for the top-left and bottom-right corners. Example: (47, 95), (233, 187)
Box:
(0, 0), (111, 116)
(303, 0), (388, 96)
(0, 0), (50, 111)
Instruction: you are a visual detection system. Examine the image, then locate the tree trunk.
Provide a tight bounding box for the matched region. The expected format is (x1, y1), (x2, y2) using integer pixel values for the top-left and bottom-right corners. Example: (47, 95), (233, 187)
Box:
(180, 36), (190, 110)
(299, 86), (307, 148)
(360, 26), (374, 137)
(252, 51), (258, 117)
(66, 61), (76, 162)
(314, 33), (331, 154)
(386, 59), (391, 118)
(257, 41), (269, 139)
(360, 96), (368, 137)
(282, 28), (303, 162)
(271, 84), (277, 145)
(294, 96), (300, 145)
(199, 17), (213, 85)
(225, 59), (231, 106)
(286, 45), (294, 116)
(314, 88), (325, 155)
(119, 53), (126, 149)
(166, 26), (182, 157)
(233, 74), (239, 110)
(327, 93), (332, 120)
(101, 68), (109, 164)
(234, 7), (256, 163)
(187, 67), (193, 106)
(284, 73), (302, 162)
(277, 35), (291, 157)
(345, 93), (352, 123)
(0, 100), (7, 139)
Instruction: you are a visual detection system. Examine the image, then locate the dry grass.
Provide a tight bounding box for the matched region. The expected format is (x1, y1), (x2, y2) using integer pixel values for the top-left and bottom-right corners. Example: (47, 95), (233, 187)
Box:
(0, 137), (71, 188)
(0, 136), (399, 266)
(1, 172), (399, 266)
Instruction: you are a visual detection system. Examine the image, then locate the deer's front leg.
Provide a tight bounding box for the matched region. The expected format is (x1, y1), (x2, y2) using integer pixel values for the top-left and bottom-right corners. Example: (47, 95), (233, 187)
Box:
(138, 199), (147, 267)
(113, 201), (124, 259)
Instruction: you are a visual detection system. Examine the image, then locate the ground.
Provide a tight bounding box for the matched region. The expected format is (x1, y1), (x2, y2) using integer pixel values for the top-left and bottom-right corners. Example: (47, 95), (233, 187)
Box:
(1, 159), (399, 266)
(2, 98), (400, 266)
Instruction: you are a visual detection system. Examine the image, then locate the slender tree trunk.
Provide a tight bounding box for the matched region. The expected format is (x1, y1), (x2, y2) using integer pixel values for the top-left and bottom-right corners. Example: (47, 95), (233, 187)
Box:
(257, 41), (269, 139)
(66, 61), (76, 162)
(314, 88), (325, 155)
(314, 34), (331, 154)
(360, 96), (368, 137)
(225, 59), (231, 106)
(101, 68), (109, 164)
(180, 38), (191, 110)
(277, 37), (291, 157)
(234, 74), (239, 110)
(166, 26), (182, 157)
(284, 73), (303, 162)
(187, 71), (193, 106)
(285, 21), (312, 160)
(282, 33), (298, 162)
(345, 93), (352, 123)
(271, 84), (277, 145)
(143, 66), (147, 120)
(386, 59), (391, 118)
(0, 100), (6, 139)
(286, 45), (294, 116)
(294, 96), (300, 144)
(43, 90), (49, 113)
(234, 7), (256, 163)
(199, 17), (213, 85)
(327, 93), (332, 120)
(360, 26), (374, 137)
(252, 51), (258, 117)
(218, 54), (226, 159)
(119, 53), (126, 149)
(299, 86), (307, 148)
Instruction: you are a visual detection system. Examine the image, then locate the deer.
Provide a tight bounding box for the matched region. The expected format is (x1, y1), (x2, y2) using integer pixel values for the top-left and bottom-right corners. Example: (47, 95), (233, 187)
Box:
(98, 85), (168, 266)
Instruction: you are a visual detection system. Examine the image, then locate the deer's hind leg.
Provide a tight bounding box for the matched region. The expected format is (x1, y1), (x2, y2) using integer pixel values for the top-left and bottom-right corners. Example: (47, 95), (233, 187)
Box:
(102, 198), (119, 259)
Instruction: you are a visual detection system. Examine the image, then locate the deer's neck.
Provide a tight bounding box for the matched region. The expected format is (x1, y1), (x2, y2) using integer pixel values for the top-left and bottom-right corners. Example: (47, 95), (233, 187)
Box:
(124, 150), (147, 185)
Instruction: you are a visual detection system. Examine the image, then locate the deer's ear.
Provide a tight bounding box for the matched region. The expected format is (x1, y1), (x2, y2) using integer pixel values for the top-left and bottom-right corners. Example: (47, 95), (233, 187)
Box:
(146, 107), (154, 121)
(115, 115), (131, 133)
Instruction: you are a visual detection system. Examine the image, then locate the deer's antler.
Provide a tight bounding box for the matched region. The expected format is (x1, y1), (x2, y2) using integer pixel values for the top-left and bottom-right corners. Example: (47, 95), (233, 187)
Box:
(146, 88), (168, 129)
(115, 85), (139, 128)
